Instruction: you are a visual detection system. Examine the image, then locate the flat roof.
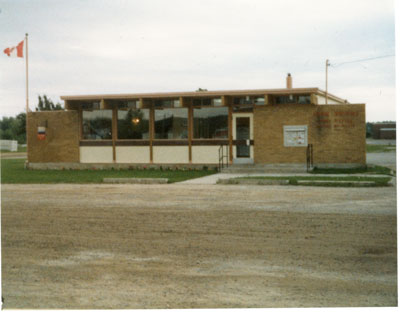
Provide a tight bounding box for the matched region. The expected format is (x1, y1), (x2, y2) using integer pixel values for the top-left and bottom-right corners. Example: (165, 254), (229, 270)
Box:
(60, 87), (346, 103)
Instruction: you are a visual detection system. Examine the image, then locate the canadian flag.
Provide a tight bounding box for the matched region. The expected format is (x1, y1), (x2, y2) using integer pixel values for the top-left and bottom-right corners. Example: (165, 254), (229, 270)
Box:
(4, 40), (24, 57)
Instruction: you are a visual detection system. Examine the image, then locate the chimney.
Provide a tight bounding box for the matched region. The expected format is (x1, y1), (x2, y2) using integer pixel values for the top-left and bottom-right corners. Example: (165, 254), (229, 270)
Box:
(286, 73), (292, 89)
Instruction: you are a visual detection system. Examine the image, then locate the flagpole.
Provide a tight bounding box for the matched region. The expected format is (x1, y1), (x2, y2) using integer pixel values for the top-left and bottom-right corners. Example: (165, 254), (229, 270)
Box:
(25, 33), (28, 113)
(25, 33), (29, 159)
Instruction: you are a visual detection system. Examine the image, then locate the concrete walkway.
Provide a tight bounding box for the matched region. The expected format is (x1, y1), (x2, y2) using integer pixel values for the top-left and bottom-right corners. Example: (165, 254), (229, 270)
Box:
(367, 152), (396, 171)
(1, 152), (27, 159)
(178, 172), (393, 185)
(366, 139), (396, 145)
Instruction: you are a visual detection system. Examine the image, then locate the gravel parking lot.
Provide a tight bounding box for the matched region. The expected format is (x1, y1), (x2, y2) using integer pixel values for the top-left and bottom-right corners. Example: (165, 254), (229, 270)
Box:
(1, 183), (397, 308)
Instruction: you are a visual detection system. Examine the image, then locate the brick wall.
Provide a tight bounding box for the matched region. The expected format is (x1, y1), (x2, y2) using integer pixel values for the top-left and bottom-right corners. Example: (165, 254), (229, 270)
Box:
(27, 111), (80, 163)
(254, 104), (366, 165)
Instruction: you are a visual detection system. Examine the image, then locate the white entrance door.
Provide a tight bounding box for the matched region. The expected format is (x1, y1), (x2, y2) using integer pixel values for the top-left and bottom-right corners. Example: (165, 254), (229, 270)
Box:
(232, 113), (253, 164)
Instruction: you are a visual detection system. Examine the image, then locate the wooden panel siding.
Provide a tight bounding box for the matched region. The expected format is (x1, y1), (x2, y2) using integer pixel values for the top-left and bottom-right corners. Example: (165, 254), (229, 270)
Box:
(79, 139), (249, 147)
(192, 140), (229, 146)
(115, 140), (151, 146)
(152, 140), (189, 146)
(80, 140), (113, 146)
(228, 102), (233, 162)
(112, 106), (117, 162)
(149, 106), (154, 163)
(188, 101), (193, 162)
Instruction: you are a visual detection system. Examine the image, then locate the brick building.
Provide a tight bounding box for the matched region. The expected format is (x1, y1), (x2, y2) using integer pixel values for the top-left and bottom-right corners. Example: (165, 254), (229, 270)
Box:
(27, 75), (366, 170)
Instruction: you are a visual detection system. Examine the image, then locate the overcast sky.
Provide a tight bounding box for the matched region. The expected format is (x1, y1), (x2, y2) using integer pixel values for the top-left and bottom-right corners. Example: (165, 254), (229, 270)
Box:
(0, 0), (396, 121)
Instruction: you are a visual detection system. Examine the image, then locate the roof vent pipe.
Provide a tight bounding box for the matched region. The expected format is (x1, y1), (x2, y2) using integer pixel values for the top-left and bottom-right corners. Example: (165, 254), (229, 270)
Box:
(286, 73), (292, 89)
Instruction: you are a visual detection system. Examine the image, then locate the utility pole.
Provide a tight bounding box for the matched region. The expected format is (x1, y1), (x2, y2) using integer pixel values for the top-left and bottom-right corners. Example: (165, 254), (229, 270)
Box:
(325, 59), (330, 105)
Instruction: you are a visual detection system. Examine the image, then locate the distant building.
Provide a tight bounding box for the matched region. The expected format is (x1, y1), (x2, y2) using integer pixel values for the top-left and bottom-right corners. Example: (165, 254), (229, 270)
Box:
(0, 140), (18, 152)
(372, 122), (396, 140)
(26, 74), (366, 170)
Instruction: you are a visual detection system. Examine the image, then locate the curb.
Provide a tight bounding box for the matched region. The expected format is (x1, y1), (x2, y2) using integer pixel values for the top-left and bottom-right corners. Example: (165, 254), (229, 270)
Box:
(217, 178), (290, 185)
(103, 178), (169, 184)
(296, 180), (377, 187)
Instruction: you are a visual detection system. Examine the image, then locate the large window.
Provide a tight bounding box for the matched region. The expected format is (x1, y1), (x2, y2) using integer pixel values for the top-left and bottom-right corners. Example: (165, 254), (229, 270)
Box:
(193, 107), (228, 139)
(82, 110), (112, 140)
(154, 108), (188, 139)
(117, 109), (150, 139)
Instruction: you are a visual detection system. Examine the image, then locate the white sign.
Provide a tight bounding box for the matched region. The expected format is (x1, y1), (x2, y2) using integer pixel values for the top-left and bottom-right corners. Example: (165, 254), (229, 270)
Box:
(283, 125), (308, 147)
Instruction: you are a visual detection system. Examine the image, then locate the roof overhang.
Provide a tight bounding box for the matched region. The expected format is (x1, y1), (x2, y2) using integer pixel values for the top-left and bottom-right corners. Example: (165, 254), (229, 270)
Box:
(60, 87), (346, 104)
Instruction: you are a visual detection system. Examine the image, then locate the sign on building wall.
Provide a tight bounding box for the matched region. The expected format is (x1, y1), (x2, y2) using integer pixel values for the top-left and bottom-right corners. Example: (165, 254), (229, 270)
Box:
(283, 125), (308, 147)
(37, 126), (46, 140)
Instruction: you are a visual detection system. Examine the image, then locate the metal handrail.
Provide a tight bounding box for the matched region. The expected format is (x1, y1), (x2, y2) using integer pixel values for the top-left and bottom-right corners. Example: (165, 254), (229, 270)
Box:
(306, 144), (313, 172)
(218, 145), (229, 172)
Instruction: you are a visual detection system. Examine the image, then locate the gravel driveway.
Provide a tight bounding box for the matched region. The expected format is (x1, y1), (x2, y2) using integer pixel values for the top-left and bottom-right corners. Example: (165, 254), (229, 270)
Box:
(1, 183), (397, 308)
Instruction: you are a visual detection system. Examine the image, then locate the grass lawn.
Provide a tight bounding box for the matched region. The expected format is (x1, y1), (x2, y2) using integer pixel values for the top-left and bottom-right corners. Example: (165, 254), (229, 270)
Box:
(1, 159), (216, 184)
(312, 165), (393, 175)
(366, 144), (396, 153)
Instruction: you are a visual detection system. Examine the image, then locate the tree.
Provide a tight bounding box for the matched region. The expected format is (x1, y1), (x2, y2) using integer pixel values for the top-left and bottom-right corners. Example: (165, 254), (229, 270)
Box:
(36, 95), (63, 111)
(15, 113), (26, 143)
(0, 94), (62, 144)
(0, 113), (26, 143)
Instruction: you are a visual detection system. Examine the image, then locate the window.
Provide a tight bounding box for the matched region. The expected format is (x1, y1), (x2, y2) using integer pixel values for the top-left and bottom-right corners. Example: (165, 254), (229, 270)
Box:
(283, 125), (308, 147)
(117, 109), (150, 139)
(117, 100), (139, 109)
(193, 107), (228, 139)
(275, 95), (296, 104)
(213, 98), (223, 106)
(81, 101), (100, 110)
(298, 95), (311, 104)
(154, 99), (180, 108)
(154, 108), (188, 139)
(273, 95), (311, 104)
(234, 97), (252, 105)
(193, 98), (211, 106)
(254, 97), (265, 105)
(192, 98), (222, 107)
(82, 110), (112, 140)
(233, 96), (265, 105)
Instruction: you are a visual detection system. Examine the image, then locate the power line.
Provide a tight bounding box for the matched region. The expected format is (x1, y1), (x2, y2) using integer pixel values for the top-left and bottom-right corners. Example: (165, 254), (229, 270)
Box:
(330, 54), (395, 67)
